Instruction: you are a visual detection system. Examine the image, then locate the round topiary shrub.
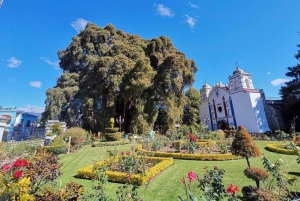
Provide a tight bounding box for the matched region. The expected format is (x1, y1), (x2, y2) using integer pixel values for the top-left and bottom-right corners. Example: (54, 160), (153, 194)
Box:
(62, 127), (88, 145)
(104, 132), (122, 141)
(244, 167), (269, 188)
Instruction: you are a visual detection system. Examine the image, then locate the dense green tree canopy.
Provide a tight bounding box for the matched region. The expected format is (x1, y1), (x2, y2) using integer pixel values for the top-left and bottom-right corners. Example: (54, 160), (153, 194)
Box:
(279, 42), (300, 130)
(183, 87), (201, 125)
(42, 23), (197, 133)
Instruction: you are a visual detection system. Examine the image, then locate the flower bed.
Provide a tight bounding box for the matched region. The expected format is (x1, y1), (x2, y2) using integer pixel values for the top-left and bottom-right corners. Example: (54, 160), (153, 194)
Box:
(137, 146), (242, 161)
(266, 143), (300, 155)
(77, 156), (173, 185)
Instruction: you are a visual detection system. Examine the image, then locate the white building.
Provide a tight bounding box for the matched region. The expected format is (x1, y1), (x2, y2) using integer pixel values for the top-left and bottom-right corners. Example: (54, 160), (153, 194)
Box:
(200, 67), (271, 133)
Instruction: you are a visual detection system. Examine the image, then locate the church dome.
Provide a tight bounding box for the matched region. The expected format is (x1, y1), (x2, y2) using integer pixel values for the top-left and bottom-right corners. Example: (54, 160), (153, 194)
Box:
(202, 82), (211, 89)
(232, 66), (245, 75)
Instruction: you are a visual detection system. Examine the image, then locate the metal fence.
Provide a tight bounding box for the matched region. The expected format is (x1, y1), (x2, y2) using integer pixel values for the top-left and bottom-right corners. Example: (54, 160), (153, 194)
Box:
(3, 126), (45, 142)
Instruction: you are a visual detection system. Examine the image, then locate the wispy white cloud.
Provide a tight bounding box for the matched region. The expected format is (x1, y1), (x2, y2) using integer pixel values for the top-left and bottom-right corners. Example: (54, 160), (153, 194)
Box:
(71, 18), (89, 32)
(185, 15), (196, 28)
(267, 72), (271, 75)
(7, 57), (22, 68)
(29, 81), (42, 88)
(40, 57), (60, 69)
(271, 78), (289, 86)
(155, 4), (174, 17)
(188, 2), (199, 8)
(18, 105), (45, 115)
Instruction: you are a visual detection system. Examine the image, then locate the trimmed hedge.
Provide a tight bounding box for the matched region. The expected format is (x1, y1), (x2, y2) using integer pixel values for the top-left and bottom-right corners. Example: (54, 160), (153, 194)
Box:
(266, 143), (300, 155)
(38, 144), (68, 155)
(77, 156), (173, 185)
(104, 132), (122, 141)
(137, 146), (242, 161)
(91, 140), (130, 147)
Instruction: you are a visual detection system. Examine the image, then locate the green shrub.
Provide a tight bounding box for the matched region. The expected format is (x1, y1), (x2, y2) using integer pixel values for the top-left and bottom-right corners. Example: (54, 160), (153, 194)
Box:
(91, 140), (130, 147)
(104, 132), (122, 141)
(38, 145), (68, 155)
(50, 123), (63, 135)
(173, 140), (185, 151)
(62, 127), (88, 145)
(50, 136), (65, 146)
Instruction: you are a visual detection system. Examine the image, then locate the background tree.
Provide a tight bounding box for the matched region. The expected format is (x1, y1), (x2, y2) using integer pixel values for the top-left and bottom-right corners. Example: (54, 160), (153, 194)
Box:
(183, 87), (200, 126)
(279, 40), (300, 131)
(42, 23), (197, 133)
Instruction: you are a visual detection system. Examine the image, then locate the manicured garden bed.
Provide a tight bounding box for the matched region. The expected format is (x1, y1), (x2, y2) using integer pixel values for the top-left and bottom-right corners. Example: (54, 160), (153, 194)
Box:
(77, 156), (173, 185)
(137, 145), (242, 161)
(266, 143), (300, 155)
(57, 141), (300, 200)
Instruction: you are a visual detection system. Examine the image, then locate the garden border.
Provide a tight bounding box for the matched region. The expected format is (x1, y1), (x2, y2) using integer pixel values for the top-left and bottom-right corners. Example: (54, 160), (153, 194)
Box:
(77, 156), (173, 185)
(266, 143), (300, 155)
(137, 145), (242, 161)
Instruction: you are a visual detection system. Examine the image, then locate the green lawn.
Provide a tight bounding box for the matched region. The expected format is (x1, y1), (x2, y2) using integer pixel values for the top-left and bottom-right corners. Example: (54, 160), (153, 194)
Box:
(58, 141), (300, 200)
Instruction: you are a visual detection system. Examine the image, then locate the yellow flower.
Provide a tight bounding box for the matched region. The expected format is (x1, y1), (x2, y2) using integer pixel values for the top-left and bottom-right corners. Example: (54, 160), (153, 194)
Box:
(287, 176), (291, 180)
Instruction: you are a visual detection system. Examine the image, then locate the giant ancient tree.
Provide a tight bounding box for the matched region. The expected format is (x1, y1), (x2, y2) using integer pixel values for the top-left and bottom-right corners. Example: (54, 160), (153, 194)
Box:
(279, 41), (300, 131)
(42, 23), (197, 133)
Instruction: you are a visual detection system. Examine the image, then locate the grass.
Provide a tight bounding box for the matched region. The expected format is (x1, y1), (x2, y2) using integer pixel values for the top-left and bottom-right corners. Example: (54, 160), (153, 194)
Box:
(58, 141), (300, 200)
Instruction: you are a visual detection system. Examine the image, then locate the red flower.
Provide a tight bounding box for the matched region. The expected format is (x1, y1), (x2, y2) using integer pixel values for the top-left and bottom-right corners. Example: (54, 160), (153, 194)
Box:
(1, 163), (12, 173)
(214, 166), (218, 170)
(22, 160), (28, 167)
(131, 146), (134, 150)
(187, 171), (197, 182)
(182, 177), (186, 184)
(121, 151), (125, 156)
(227, 184), (239, 195)
(13, 159), (23, 167)
(234, 185), (240, 192)
(227, 184), (234, 194)
(126, 151), (130, 156)
(13, 170), (23, 178)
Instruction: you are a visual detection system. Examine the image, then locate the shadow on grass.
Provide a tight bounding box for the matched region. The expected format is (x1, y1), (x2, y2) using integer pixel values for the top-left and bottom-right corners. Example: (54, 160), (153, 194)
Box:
(288, 172), (300, 177)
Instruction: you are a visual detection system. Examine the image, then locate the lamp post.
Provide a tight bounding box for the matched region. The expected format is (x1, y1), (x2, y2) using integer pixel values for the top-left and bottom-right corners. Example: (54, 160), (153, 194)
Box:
(116, 115), (124, 132)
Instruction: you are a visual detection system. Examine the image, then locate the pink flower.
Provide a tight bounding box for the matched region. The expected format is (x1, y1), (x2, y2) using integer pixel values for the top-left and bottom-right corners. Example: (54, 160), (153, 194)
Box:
(1, 163), (12, 173)
(126, 151), (130, 156)
(121, 151), (124, 156)
(131, 146), (134, 150)
(187, 171), (197, 182)
(13, 170), (22, 178)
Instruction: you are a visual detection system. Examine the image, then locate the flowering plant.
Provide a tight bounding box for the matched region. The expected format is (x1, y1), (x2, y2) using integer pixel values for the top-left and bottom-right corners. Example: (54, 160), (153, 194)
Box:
(179, 171), (198, 201)
(0, 159), (33, 200)
(226, 183), (240, 200)
(106, 146), (150, 175)
(198, 166), (226, 201)
(185, 133), (198, 153)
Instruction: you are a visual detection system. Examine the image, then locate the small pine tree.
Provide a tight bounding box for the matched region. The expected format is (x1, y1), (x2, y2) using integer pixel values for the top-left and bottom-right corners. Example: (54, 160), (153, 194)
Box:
(231, 126), (262, 168)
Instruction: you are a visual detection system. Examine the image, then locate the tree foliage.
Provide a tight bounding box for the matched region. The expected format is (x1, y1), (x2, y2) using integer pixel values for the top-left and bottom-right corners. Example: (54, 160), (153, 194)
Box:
(183, 87), (200, 125)
(231, 126), (262, 168)
(279, 42), (300, 130)
(42, 23), (197, 133)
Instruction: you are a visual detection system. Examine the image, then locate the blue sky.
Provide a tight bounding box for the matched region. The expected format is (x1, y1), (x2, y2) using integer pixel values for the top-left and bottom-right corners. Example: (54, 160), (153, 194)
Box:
(0, 0), (299, 114)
